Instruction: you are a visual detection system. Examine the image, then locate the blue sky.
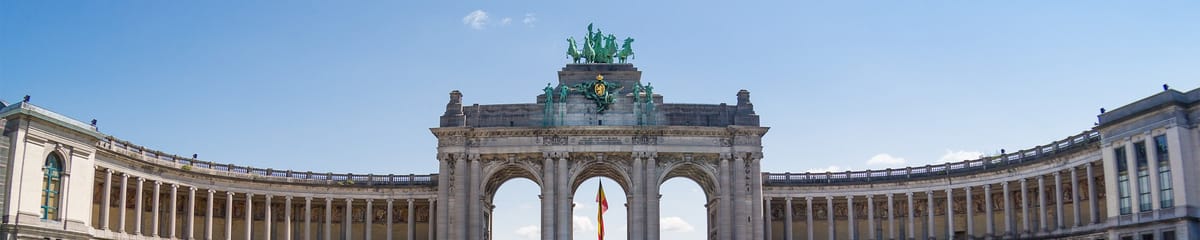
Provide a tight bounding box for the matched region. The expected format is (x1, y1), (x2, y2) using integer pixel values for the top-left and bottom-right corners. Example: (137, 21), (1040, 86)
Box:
(3, 1), (1199, 240)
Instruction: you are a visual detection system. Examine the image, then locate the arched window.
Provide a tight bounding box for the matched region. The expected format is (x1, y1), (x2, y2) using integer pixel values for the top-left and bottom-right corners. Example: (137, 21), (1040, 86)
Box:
(41, 153), (63, 220)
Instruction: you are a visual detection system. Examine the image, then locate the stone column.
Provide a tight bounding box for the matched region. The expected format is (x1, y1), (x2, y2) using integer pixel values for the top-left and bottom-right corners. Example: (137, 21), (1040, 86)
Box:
(719, 157), (732, 240)
(847, 196), (856, 240)
(925, 190), (933, 240)
(542, 156), (556, 240)
(386, 199), (393, 240)
(429, 199), (437, 240)
(764, 197), (772, 240)
(119, 173), (128, 233)
(345, 198), (353, 240)
(906, 192), (914, 240)
(188, 187), (197, 239)
(1037, 175), (1047, 233)
(285, 196), (293, 240)
(647, 155), (660, 240)
(101, 169), (112, 231)
(734, 156), (749, 238)
(1054, 172), (1063, 231)
(806, 197), (814, 240)
(631, 155), (644, 240)
(784, 197), (793, 240)
(408, 198), (417, 240)
(436, 158), (449, 239)
(966, 186), (973, 238)
(325, 198), (333, 240)
(265, 195), (273, 240)
(135, 178), (145, 235)
(556, 156), (570, 240)
(245, 193), (254, 240)
(1020, 179), (1029, 236)
(170, 184), (178, 238)
(365, 199), (373, 240)
(1002, 181), (1011, 237)
(225, 192), (234, 240)
(153, 182), (161, 237)
(887, 194), (895, 240)
(469, 156), (483, 240)
(867, 195), (875, 240)
(1086, 163), (1098, 224)
(1071, 167), (1081, 227)
(207, 190), (215, 240)
(826, 196), (835, 240)
(984, 184), (993, 238)
(305, 197), (313, 240)
(946, 188), (954, 240)
(751, 158), (765, 240)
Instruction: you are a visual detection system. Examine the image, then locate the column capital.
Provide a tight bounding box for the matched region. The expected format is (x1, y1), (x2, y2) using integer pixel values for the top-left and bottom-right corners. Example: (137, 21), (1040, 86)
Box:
(824, 196), (832, 200)
(345, 198), (353, 203)
(386, 199), (395, 203)
(365, 199), (373, 203)
(946, 188), (953, 193)
(305, 196), (313, 201)
(1038, 175), (1045, 181)
(785, 196), (792, 201)
(906, 192), (913, 196)
(866, 195), (875, 200)
(983, 184), (992, 190)
(106, 168), (115, 174)
(1019, 178), (1027, 183)
(1054, 171), (1061, 176)
(408, 198), (415, 203)
(189, 186), (196, 192)
(155, 181), (163, 186)
(925, 190), (933, 195)
(846, 195), (854, 200)
(137, 177), (146, 183)
(246, 192), (254, 197)
(325, 197), (333, 202)
(171, 183), (179, 189)
(429, 198), (436, 203)
(284, 196), (294, 200)
(121, 172), (130, 178)
(208, 189), (216, 194)
(265, 194), (273, 199)
(226, 191), (235, 196)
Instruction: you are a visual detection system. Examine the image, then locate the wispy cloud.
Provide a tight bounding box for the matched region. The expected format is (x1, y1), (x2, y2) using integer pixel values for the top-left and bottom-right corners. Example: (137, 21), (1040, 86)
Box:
(807, 165), (844, 173)
(866, 153), (906, 166)
(523, 13), (537, 26)
(573, 215), (596, 232)
(500, 17), (513, 26)
(462, 10), (489, 30)
(515, 225), (539, 240)
(938, 150), (982, 163)
(661, 216), (695, 232)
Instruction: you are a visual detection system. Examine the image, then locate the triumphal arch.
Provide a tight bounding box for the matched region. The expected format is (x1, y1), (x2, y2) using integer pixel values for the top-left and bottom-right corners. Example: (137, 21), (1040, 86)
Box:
(431, 60), (768, 240)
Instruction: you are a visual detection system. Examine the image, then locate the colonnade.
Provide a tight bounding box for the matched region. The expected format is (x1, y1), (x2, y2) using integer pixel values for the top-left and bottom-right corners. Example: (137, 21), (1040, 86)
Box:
(765, 162), (1104, 240)
(93, 167), (436, 240)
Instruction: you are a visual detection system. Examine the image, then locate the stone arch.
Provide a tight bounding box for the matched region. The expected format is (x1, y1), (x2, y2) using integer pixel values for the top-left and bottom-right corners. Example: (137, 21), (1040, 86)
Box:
(569, 158), (633, 196)
(480, 160), (543, 202)
(658, 161), (720, 201)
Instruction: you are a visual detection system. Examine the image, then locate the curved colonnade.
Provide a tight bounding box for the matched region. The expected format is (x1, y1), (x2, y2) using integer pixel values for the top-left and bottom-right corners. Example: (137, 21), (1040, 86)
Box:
(762, 131), (1110, 240)
(88, 137), (439, 240)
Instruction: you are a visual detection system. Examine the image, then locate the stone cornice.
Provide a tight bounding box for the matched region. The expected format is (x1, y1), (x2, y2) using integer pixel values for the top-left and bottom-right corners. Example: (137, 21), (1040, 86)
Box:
(430, 125), (769, 138)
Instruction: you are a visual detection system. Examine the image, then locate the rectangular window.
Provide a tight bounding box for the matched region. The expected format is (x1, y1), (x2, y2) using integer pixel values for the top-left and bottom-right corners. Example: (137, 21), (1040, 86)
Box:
(1162, 230), (1176, 240)
(1134, 142), (1153, 212)
(1155, 135), (1173, 208)
(1116, 147), (1131, 215)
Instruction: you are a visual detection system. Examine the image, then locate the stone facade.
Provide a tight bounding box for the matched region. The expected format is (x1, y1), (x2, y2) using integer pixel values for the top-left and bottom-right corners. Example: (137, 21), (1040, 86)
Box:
(0, 64), (1197, 240)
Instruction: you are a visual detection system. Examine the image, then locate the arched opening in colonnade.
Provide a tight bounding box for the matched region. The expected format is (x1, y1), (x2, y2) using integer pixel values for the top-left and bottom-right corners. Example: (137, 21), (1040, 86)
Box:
(572, 177), (628, 240)
(482, 162), (544, 240)
(658, 161), (718, 240)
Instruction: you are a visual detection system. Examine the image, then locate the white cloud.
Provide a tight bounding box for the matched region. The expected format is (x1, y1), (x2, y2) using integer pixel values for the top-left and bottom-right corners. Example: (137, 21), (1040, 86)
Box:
(462, 10), (489, 29)
(660, 216), (695, 233)
(806, 165), (843, 173)
(938, 150), (983, 163)
(523, 13), (537, 26)
(866, 153), (907, 166)
(500, 17), (513, 25)
(515, 225), (539, 240)
(573, 215), (596, 232)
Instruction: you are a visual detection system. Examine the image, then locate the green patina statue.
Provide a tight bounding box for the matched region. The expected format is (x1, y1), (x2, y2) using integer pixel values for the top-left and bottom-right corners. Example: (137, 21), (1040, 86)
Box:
(562, 74), (622, 113)
(568, 23), (634, 64)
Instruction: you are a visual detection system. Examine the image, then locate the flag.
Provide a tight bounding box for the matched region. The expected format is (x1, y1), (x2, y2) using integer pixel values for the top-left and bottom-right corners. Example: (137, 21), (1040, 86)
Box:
(596, 181), (608, 240)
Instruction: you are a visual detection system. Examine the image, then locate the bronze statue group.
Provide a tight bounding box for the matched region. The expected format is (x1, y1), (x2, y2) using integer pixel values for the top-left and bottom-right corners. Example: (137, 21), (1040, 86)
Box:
(568, 23), (635, 64)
